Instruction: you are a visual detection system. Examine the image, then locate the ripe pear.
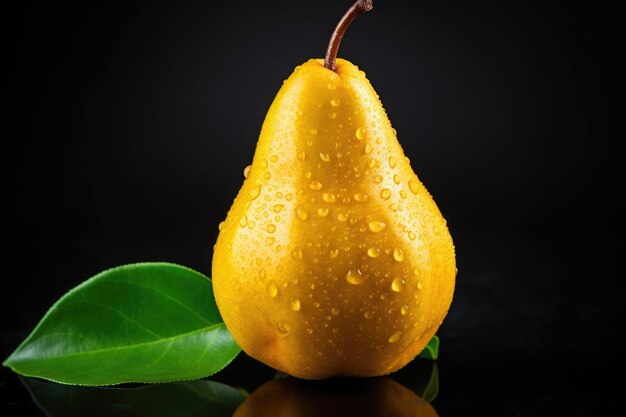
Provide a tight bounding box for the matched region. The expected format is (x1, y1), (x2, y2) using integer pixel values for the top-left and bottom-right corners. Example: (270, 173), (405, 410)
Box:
(212, 0), (455, 379)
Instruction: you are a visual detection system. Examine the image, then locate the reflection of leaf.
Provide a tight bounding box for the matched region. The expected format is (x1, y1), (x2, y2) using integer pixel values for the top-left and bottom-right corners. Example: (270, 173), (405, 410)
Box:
(3, 263), (240, 385)
(391, 360), (439, 403)
(237, 388), (250, 399)
(417, 335), (439, 360)
(419, 363), (439, 403)
(21, 376), (245, 417)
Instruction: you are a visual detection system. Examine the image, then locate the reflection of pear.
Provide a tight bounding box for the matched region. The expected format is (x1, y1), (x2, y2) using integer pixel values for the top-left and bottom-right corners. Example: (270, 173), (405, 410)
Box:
(233, 376), (439, 417)
(20, 376), (244, 417)
(213, 0), (456, 379)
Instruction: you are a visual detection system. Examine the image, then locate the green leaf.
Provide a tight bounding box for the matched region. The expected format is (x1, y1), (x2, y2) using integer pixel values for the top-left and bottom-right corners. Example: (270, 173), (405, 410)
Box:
(417, 335), (439, 360)
(3, 262), (240, 385)
(21, 376), (245, 417)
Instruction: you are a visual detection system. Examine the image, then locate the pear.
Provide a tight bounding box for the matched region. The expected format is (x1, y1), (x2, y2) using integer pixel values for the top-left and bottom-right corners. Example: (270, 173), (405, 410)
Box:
(213, 0), (455, 379)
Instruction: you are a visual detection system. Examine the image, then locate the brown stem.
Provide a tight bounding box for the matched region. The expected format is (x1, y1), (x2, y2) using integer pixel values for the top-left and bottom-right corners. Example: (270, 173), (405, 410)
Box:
(324, 0), (373, 71)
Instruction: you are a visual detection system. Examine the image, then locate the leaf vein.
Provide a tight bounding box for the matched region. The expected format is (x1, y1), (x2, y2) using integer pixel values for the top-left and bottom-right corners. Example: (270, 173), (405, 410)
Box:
(189, 327), (218, 367)
(116, 279), (213, 325)
(70, 300), (163, 338)
(17, 324), (225, 362)
(143, 339), (175, 370)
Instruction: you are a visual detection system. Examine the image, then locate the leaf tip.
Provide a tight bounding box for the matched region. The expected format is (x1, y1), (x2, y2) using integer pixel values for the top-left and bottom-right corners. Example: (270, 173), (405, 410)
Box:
(2, 352), (16, 369)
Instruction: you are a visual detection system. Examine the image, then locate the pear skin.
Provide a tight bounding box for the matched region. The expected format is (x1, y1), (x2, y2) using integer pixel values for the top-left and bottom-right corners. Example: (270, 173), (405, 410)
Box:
(212, 57), (455, 379)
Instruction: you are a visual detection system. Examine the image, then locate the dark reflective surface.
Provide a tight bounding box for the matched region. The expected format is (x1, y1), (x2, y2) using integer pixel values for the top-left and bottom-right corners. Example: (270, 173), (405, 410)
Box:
(2, 355), (438, 417)
(2, 339), (621, 416)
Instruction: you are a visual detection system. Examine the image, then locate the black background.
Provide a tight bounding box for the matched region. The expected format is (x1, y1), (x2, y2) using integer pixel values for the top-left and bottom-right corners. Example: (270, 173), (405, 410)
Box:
(0, 0), (621, 415)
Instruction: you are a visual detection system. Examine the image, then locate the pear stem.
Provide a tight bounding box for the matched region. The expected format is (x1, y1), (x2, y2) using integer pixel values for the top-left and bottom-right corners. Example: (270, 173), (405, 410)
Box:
(324, 0), (373, 71)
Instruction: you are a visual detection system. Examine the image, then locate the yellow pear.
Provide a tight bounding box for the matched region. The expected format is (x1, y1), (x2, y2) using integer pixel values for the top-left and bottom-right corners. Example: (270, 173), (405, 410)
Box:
(213, 0), (455, 379)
